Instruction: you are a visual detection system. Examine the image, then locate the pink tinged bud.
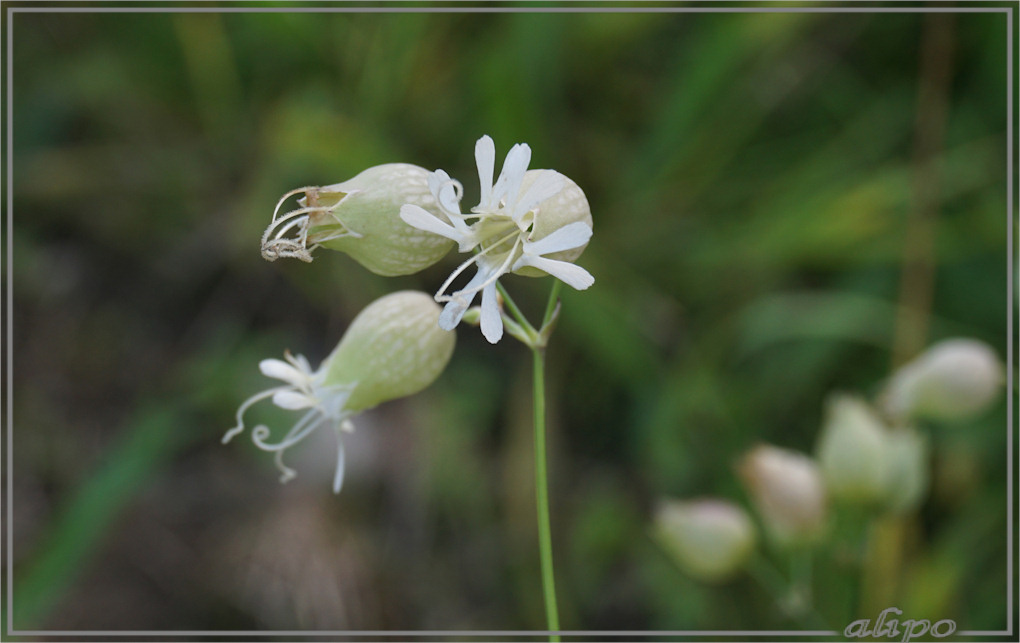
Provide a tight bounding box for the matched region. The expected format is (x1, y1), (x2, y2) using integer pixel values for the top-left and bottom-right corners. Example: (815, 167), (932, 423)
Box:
(653, 499), (757, 582)
(738, 445), (828, 548)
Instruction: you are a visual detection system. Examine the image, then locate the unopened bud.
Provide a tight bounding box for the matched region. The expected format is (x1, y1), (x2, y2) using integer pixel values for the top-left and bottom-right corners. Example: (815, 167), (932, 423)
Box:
(738, 445), (827, 548)
(653, 499), (757, 582)
(816, 395), (891, 505)
(880, 338), (1003, 423)
(262, 164), (455, 276)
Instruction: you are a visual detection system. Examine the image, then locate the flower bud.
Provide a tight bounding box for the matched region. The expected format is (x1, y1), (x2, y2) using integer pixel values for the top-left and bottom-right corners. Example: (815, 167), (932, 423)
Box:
(223, 291), (455, 494)
(262, 163), (455, 276)
(323, 290), (456, 411)
(882, 426), (930, 514)
(653, 499), (757, 582)
(880, 338), (1004, 423)
(738, 445), (827, 548)
(815, 395), (891, 505)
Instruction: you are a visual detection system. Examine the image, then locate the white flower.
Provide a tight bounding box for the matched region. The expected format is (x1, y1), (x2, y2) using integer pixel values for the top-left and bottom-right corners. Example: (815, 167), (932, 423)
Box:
(400, 135), (594, 343)
(222, 291), (456, 495)
(222, 350), (357, 494)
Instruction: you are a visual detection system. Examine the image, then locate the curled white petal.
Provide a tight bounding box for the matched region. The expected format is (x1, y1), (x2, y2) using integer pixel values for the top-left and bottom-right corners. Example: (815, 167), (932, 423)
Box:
(514, 254), (595, 290)
(524, 222), (593, 256)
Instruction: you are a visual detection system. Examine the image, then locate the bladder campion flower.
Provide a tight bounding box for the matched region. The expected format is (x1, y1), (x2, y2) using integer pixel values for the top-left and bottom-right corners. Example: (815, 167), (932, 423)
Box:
(400, 135), (594, 343)
(262, 164), (455, 276)
(223, 291), (455, 493)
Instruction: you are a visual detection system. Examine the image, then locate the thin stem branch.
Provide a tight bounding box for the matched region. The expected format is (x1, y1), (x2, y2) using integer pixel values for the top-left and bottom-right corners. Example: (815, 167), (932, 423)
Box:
(542, 281), (562, 330)
(496, 281), (537, 338)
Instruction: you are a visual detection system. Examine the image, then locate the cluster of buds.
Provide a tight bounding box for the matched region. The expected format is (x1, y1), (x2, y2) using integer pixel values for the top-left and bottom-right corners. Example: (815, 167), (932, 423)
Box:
(231, 137), (595, 491)
(657, 338), (1003, 581)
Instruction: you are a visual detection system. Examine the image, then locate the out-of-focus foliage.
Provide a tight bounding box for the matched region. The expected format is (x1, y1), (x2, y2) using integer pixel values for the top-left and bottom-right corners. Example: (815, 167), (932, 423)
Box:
(7, 8), (1009, 634)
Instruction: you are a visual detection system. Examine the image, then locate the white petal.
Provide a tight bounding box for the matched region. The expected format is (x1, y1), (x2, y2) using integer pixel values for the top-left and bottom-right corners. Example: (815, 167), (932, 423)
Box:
(476, 135), (495, 207)
(400, 204), (466, 243)
(427, 169), (452, 200)
(259, 359), (306, 385)
(273, 390), (318, 410)
(439, 267), (490, 329)
(332, 430), (346, 494)
(479, 282), (503, 344)
(525, 222), (593, 256)
(439, 295), (473, 330)
(437, 179), (463, 215)
(291, 354), (312, 373)
(514, 255), (594, 290)
(492, 143), (531, 209)
(512, 172), (565, 223)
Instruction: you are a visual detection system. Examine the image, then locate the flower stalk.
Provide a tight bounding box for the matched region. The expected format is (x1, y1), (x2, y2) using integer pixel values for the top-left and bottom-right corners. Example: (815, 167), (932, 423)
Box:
(532, 344), (560, 640)
(493, 281), (563, 639)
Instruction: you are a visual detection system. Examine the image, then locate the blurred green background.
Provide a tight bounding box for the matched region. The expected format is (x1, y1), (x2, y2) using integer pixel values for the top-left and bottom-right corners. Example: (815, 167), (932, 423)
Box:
(7, 7), (1011, 634)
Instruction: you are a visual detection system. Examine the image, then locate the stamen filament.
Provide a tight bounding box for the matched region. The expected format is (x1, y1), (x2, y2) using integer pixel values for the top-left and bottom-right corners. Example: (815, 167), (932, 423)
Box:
(272, 216), (309, 241)
(250, 408), (327, 453)
(434, 228), (523, 302)
(272, 186), (317, 223)
(223, 387), (290, 444)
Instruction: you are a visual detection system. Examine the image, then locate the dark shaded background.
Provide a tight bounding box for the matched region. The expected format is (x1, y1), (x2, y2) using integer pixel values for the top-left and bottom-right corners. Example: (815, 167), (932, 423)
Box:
(6, 7), (1011, 633)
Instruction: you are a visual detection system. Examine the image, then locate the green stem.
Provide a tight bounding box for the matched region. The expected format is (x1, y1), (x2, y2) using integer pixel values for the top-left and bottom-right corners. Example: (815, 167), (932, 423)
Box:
(497, 280), (563, 638)
(532, 345), (561, 641)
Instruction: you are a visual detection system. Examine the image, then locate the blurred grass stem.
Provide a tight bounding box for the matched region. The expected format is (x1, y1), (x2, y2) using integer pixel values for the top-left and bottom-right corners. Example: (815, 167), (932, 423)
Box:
(869, 12), (956, 617)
